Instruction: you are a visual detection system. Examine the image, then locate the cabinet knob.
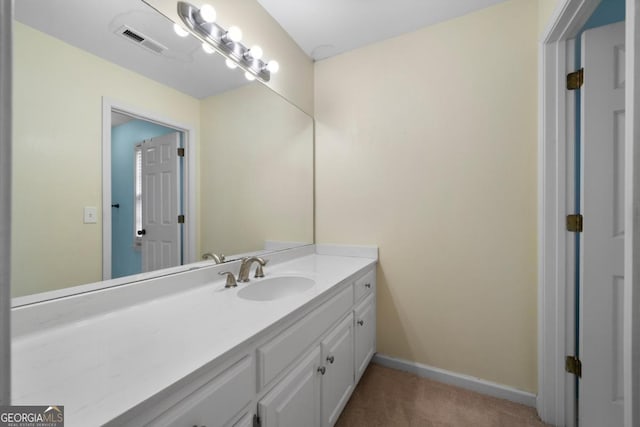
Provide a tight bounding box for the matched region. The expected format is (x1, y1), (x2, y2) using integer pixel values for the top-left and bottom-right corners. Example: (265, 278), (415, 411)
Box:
(365, 283), (371, 288)
(357, 320), (364, 326)
(137, 229), (146, 236)
(317, 366), (326, 375)
(326, 355), (335, 364)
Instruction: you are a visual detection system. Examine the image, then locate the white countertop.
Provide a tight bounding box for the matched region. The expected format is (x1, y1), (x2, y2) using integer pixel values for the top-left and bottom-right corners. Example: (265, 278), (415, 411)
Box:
(12, 252), (375, 426)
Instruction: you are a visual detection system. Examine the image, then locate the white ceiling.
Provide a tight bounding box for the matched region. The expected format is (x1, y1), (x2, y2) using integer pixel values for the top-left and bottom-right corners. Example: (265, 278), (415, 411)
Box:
(15, 0), (513, 97)
(255, 0), (511, 60)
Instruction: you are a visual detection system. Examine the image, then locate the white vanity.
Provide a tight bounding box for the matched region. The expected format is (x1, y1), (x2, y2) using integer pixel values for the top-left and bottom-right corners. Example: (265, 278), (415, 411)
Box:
(11, 245), (377, 427)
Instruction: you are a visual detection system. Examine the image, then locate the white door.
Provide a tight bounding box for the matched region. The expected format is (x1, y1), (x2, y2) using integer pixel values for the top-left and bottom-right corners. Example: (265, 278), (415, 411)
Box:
(580, 20), (625, 427)
(140, 132), (181, 272)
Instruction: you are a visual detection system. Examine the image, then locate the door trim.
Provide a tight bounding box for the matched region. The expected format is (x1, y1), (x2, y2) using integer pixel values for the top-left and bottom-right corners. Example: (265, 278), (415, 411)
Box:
(101, 97), (197, 280)
(538, 1), (638, 426)
(624, 2), (640, 425)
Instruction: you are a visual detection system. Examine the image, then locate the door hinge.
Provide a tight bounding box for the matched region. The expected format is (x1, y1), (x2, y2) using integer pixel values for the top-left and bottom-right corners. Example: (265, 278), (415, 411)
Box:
(566, 214), (583, 232)
(567, 68), (584, 90)
(566, 355), (582, 377)
(177, 147), (185, 157)
(178, 214), (185, 224)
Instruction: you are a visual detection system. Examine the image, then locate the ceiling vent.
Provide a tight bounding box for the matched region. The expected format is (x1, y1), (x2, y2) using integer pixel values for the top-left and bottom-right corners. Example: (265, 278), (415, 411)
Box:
(115, 25), (167, 55)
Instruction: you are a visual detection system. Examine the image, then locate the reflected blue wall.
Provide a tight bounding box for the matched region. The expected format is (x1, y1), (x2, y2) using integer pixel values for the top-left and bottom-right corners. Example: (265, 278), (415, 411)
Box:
(111, 119), (176, 279)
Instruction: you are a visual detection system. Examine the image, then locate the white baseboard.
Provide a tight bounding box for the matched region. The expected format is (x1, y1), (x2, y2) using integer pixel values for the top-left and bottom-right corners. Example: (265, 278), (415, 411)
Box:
(372, 353), (537, 408)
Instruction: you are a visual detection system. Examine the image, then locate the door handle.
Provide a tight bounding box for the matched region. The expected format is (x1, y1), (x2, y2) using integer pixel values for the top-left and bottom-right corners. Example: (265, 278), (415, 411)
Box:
(137, 229), (146, 236)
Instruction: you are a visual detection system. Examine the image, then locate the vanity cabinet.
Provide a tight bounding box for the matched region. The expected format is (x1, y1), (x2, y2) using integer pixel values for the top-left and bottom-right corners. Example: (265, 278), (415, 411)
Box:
(354, 293), (376, 383)
(320, 314), (355, 427)
(258, 347), (322, 427)
(146, 354), (254, 427)
(259, 313), (355, 427)
(115, 264), (376, 427)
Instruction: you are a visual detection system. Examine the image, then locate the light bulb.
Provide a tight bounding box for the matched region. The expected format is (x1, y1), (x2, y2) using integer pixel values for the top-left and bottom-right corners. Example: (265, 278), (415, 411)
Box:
(244, 71), (256, 81)
(173, 23), (189, 37)
(202, 43), (215, 54)
(246, 45), (263, 60)
(225, 58), (238, 69)
(226, 26), (242, 42)
(266, 60), (280, 74)
(199, 4), (216, 23)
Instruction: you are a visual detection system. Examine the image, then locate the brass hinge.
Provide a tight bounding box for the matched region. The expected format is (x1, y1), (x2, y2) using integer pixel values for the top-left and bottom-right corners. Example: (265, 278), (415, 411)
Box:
(567, 68), (584, 90)
(177, 147), (185, 157)
(566, 214), (583, 232)
(566, 355), (582, 377)
(178, 214), (185, 224)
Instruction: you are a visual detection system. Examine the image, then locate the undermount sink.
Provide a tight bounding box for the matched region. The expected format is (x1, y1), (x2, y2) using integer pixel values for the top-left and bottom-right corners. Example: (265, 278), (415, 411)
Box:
(237, 276), (315, 301)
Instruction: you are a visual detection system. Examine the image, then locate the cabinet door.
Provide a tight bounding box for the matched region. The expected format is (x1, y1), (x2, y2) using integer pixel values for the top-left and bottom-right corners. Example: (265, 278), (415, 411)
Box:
(321, 314), (354, 427)
(354, 294), (376, 382)
(259, 347), (322, 427)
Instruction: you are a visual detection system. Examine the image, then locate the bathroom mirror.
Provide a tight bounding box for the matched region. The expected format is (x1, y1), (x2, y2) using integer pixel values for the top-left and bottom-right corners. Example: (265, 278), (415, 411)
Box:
(11, 0), (313, 300)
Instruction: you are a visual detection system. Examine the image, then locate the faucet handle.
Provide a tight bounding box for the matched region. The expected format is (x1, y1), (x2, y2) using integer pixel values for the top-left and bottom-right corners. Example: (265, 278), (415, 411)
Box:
(219, 271), (237, 288)
(254, 258), (268, 278)
(254, 264), (265, 278)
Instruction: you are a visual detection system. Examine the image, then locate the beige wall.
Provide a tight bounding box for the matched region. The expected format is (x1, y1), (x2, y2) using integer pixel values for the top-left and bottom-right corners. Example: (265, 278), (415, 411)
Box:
(539, 0), (561, 36)
(147, 0), (315, 115)
(315, 0), (538, 392)
(199, 84), (314, 255)
(12, 23), (201, 297)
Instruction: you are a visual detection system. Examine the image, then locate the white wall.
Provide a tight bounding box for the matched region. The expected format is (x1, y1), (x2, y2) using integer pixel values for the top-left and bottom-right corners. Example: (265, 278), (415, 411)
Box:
(315, 0), (539, 392)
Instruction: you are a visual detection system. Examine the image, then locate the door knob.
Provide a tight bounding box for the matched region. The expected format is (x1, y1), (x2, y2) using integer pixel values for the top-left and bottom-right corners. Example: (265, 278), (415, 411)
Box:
(137, 229), (146, 236)
(357, 320), (364, 326)
(326, 355), (335, 364)
(317, 366), (326, 375)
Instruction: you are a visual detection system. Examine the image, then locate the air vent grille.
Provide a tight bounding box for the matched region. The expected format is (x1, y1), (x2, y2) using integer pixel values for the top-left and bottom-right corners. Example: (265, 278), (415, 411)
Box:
(122, 29), (144, 43)
(115, 25), (167, 55)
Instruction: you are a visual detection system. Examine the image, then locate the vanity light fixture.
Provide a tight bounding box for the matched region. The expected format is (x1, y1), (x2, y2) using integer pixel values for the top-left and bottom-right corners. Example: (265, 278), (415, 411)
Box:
(202, 42), (215, 54)
(223, 26), (243, 43)
(176, 1), (279, 82)
(198, 4), (217, 23)
(173, 23), (189, 37)
(244, 45), (263, 60)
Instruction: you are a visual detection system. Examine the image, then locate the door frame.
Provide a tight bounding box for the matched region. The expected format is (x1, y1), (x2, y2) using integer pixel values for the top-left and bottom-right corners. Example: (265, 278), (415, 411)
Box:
(538, 1), (639, 426)
(101, 97), (197, 280)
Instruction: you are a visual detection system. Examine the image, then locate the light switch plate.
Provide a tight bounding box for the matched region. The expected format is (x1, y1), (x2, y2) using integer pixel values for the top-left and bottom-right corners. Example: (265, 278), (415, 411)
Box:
(84, 207), (97, 224)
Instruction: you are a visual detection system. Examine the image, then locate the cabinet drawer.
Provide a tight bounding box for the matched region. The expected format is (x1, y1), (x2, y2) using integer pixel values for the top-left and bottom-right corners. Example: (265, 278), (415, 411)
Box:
(354, 269), (375, 302)
(258, 286), (353, 389)
(149, 354), (254, 427)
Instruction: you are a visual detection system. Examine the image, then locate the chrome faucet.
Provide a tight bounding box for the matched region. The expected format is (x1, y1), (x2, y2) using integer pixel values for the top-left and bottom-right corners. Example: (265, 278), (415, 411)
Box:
(202, 253), (226, 264)
(238, 257), (268, 282)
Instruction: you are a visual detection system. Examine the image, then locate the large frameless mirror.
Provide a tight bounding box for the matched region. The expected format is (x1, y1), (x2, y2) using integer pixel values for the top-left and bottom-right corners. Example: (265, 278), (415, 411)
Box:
(11, 0), (313, 302)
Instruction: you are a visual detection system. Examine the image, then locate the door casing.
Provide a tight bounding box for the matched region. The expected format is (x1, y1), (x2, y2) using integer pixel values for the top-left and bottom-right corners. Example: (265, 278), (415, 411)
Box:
(538, 1), (639, 426)
(101, 97), (197, 281)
